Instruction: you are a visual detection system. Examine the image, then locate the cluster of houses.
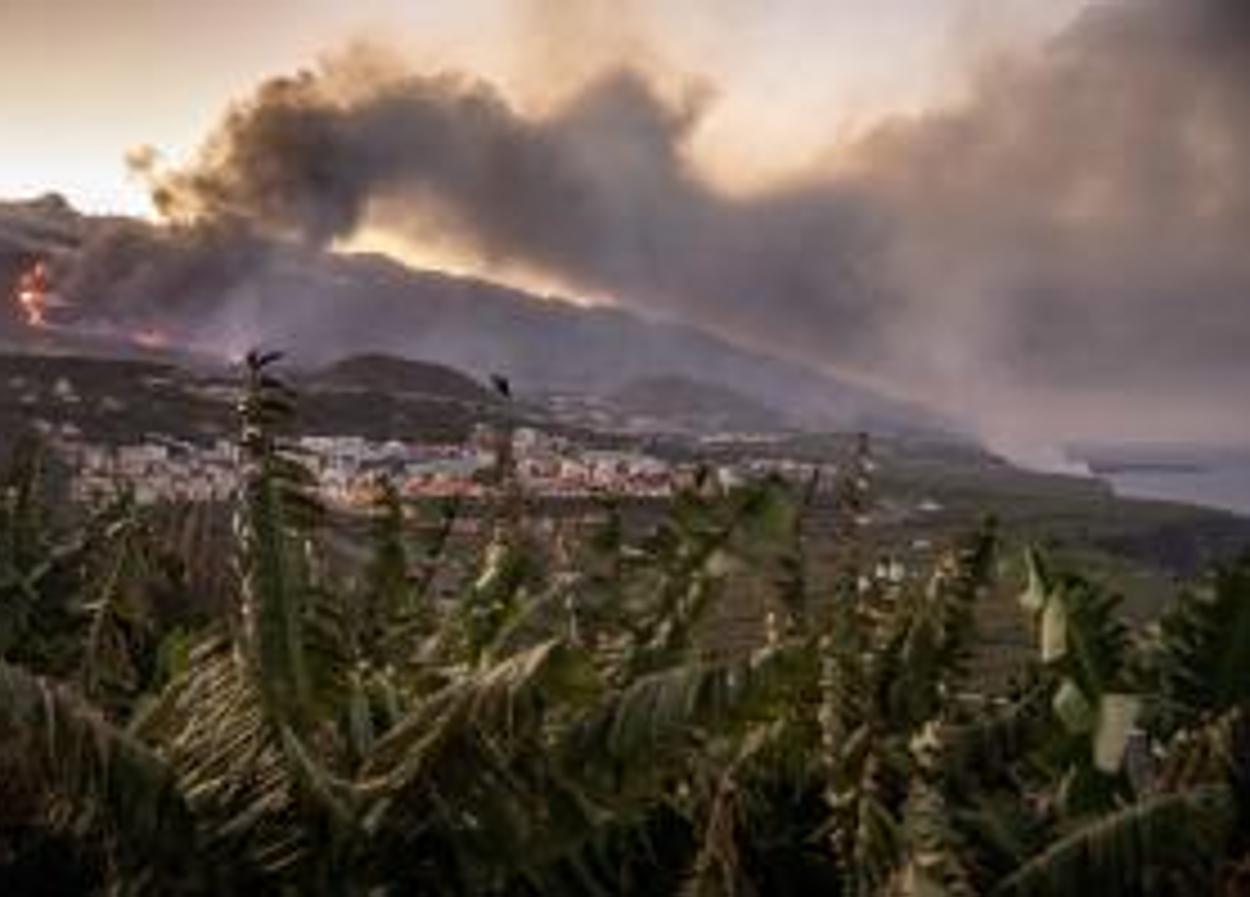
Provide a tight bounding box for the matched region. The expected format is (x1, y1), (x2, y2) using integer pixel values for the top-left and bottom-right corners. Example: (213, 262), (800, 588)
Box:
(296, 426), (678, 505)
(51, 422), (866, 511)
(50, 424), (688, 508)
(60, 436), (240, 505)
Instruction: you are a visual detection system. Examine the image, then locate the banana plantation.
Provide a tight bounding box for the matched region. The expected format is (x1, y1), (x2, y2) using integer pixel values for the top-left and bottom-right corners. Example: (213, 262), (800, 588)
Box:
(2, 352), (1249, 896)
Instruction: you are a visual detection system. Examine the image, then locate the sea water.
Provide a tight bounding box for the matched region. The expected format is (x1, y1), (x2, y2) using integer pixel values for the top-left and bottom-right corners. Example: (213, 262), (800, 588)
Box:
(1102, 461), (1250, 517)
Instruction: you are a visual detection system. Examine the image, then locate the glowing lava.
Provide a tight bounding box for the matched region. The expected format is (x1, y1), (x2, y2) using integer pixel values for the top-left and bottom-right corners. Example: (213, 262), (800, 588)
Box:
(131, 327), (170, 349)
(15, 260), (51, 327)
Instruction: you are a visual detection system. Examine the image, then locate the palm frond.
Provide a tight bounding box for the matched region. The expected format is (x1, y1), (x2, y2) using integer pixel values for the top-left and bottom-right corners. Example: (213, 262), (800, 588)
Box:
(0, 661), (198, 889)
(1153, 553), (1250, 729)
(895, 778), (979, 897)
(130, 634), (311, 886)
(994, 784), (1234, 897)
(626, 479), (798, 675)
(235, 351), (325, 730)
(357, 639), (600, 887)
(79, 495), (160, 716)
(570, 644), (803, 783)
(682, 770), (753, 897)
(364, 639), (595, 783)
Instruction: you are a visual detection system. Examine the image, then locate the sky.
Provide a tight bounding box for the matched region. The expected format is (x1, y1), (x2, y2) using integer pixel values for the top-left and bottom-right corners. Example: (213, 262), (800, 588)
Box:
(0, 0), (1085, 214)
(5, 0), (1249, 456)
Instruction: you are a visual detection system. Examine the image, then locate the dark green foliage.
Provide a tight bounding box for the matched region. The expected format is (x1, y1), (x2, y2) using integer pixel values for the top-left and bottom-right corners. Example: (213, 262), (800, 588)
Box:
(5, 363), (1250, 896)
(0, 661), (202, 893)
(1153, 553), (1250, 730)
(1, 433), (80, 674)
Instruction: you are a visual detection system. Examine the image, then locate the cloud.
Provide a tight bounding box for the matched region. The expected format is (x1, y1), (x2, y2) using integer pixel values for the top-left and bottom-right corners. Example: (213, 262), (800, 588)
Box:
(152, 47), (895, 362)
(140, 0), (1250, 442)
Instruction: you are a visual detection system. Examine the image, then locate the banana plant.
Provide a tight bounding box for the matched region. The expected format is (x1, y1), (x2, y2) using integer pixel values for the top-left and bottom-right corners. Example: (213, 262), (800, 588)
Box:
(993, 550), (1250, 897)
(8, 353), (1250, 897)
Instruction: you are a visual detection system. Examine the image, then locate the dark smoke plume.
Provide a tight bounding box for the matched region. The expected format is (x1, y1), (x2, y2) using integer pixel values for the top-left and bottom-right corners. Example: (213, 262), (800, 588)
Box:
(153, 55), (896, 365)
(150, 0), (1250, 443)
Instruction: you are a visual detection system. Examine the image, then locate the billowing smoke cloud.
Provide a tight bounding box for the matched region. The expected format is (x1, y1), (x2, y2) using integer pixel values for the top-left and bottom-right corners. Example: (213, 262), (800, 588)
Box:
(55, 221), (265, 326)
(852, 0), (1250, 422)
(152, 57), (894, 366)
(146, 0), (1250, 443)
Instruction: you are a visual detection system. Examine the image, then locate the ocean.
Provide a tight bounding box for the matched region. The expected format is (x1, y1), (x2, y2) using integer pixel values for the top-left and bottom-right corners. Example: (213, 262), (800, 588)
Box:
(1099, 463), (1250, 517)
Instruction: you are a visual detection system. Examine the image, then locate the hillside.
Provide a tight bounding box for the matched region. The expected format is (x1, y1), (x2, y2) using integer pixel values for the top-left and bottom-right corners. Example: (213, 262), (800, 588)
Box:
(310, 354), (498, 404)
(0, 195), (955, 437)
(4, 348), (1249, 598)
(0, 351), (512, 452)
(610, 375), (788, 433)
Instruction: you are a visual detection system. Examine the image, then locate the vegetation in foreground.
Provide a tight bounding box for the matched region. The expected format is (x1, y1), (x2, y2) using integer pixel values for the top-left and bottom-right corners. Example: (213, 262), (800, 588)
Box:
(2, 352), (1250, 896)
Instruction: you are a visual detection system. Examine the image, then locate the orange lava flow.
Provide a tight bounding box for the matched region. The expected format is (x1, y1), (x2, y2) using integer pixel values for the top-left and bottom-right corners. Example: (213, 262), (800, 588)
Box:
(131, 327), (170, 349)
(16, 260), (51, 328)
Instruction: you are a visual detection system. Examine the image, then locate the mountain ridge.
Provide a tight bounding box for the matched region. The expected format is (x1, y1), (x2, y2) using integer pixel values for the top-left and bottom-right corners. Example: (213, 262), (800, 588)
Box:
(0, 194), (959, 438)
